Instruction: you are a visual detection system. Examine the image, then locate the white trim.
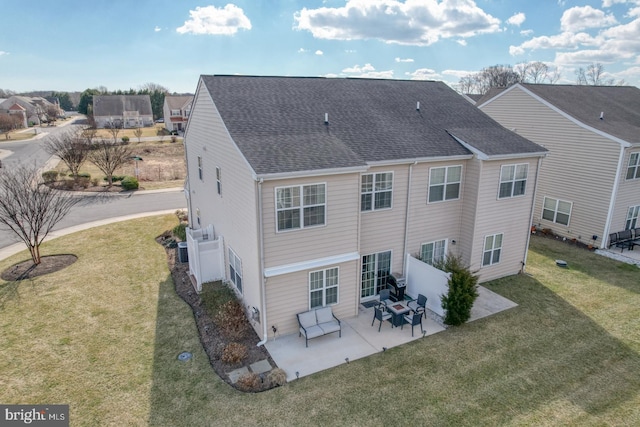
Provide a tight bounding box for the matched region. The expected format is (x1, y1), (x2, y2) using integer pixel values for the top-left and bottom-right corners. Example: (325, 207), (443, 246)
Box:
(256, 166), (368, 181)
(497, 163), (529, 199)
(427, 164), (462, 203)
(360, 171), (394, 212)
(308, 266), (340, 309)
(264, 251), (359, 278)
(366, 155), (473, 167)
(542, 196), (573, 227)
(275, 182), (327, 232)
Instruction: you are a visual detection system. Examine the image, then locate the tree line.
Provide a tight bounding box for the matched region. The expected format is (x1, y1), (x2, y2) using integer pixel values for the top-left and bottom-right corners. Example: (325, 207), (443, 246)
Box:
(77, 82), (170, 120)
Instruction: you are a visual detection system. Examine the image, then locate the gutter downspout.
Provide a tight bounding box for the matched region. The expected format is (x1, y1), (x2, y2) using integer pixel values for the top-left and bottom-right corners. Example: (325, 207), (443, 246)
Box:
(602, 146), (627, 249)
(256, 178), (268, 346)
(523, 156), (544, 273)
(402, 161), (417, 271)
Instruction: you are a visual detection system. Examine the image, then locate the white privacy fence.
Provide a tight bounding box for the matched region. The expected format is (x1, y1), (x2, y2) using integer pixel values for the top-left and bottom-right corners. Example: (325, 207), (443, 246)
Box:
(404, 254), (450, 317)
(186, 225), (224, 292)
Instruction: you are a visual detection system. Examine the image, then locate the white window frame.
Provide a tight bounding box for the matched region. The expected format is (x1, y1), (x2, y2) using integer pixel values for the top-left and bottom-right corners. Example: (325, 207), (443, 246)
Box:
(228, 248), (242, 294)
(498, 163), (528, 199)
(197, 156), (203, 181)
(420, 239), (447, 265)
(170, 109), (181, 116)
(216, 166), (222, 195)
(275, 183), (326, 232)
(626, 205), (640, 230)
(361, 172), (394, 211)
(482, 233), (503, 267)
(309, 267), (339, 309)
(361, 250), (392, 299)
(542, 196), (572, 226)
(428, 165), (462, 203)
(626, 152), (640, 180)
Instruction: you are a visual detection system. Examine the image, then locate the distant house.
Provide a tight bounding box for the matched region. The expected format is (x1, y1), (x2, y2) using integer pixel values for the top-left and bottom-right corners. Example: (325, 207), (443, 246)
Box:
(92, 95), (153, 129)
(163, 95), (193, 132)
(479, 84), (640, 248)
(0, 95), (58, 126)
(183, 75), (547, 339)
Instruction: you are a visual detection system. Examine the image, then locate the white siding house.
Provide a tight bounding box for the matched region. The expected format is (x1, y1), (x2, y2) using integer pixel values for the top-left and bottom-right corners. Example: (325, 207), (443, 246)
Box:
(163, 95), (193, 132)
(183, 75), (547, 340)
(479, 84), (640, 248)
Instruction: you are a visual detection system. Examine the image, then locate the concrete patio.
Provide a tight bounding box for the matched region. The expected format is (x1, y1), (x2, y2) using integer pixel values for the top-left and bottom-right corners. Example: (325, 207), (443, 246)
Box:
(265, 285), (517, 381)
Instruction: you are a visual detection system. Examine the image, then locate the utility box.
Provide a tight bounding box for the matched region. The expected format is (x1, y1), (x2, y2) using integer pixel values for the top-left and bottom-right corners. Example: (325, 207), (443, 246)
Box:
(178, 242), (189, 263)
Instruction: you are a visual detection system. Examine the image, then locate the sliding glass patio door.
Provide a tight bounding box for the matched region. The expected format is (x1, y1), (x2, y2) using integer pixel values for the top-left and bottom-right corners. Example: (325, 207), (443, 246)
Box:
(361, 251), (391, 299)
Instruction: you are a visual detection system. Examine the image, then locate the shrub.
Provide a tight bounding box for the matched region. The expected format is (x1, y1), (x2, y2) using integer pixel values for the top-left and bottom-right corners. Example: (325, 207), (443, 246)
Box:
(91, 178), (99, 186)
(214, 300), (248, 340)
(221, 342), (247, 364)
(266, 368), (287, 387)
(236, 372), (261, 391)
(172, 223), (186, 242)
(77, 172), (91, 179)
(103, 175), (125, 182)
(121, 176), (139, 190)
(121, 136), (130, 144)
(438, 255), (479, 326)
(77, 177), (91, 188)
(41, 170), (59, 183)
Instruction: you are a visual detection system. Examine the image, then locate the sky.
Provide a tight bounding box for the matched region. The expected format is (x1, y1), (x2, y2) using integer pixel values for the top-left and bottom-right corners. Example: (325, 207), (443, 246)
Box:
(1, 0), (639, 94)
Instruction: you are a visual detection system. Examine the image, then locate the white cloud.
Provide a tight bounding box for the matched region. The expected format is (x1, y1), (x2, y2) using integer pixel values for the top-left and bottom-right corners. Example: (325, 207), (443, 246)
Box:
(441, 69), (475, 79)
(341, 63), (394, 78)
(315, 50), (324, 55)
(560, 6), (617, 32)
(456, 39), (467, 46)
(154, 26), (161, 32)
(395, 57), (414, 62)
(520, 29), (534, 36)
(176, 4), (251, 35)
(405, 68), (441, 80)
(601, 0), (639, 7)
(298, 48), (308, 53)
(0, 51), (8, 56)
(509, 31), (600, 56)
(293, 0), (501, 46)
(507, 12), (526, 26)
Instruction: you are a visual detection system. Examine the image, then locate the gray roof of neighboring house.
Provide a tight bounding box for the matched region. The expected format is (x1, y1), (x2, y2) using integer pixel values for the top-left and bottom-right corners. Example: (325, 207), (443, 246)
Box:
(200, 75), (546, 175)
(487, 84), (640, 144)
(165, 95), (193, 110)
(93, 95), (153, 117)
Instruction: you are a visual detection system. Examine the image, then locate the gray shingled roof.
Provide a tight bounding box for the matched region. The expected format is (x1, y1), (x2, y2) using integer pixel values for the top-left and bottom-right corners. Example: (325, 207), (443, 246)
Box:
(93, 95), (153, 116)
(518, 84), (640, 144)
(201, 75), (546, 175)
(165, 95), (193, 110)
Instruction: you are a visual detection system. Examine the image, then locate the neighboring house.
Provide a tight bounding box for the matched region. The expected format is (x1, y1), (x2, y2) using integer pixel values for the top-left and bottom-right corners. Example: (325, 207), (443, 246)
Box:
(478, 84), (640, 248)
(7, 103), (28, 128)
(163, 95), (193, 132)
(0, 95), (58, 126)
(92, 95), (153, 129)
(183, 75), (546, 339)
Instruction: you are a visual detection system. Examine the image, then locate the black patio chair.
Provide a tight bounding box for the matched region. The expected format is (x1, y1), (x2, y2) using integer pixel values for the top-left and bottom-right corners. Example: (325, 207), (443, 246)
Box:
(401, 307), (424, 337)
(407, 294), (427, 319)
(371, 303), (392, 332)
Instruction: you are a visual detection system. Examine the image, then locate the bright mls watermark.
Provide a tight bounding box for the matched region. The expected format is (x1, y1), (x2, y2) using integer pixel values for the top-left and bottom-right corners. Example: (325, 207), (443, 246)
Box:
(1, 405), (68, 426)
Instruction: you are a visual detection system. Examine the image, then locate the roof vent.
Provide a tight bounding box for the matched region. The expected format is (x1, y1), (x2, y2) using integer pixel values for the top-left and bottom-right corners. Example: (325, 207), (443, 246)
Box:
(324, 113), (329, 125)
(416, 101), (420, 111)
(600, 111), (604, 120)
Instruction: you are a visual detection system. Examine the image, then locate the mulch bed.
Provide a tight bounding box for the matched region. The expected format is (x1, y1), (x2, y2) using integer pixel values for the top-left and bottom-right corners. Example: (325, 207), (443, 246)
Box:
(158, 233), (279, 392)
(1, 254), (78, 281)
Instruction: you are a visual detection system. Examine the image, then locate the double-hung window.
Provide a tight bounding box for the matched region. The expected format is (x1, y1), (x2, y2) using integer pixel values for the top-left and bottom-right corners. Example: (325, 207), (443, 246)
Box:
(482, 233), (503, 266)
(197, 156), (203, 181)
(626, 205), (640, 229)
(309, 267), (339, 309)
(228, 248), (242, 293)
(276, 183), (326, 231)
(542, 197), (572, 226)
(627, 153), (640, 180)
(428, 166), (461, 203)
(361, 172), (393, 211)
(499, 164), (528, 198)
(216, 167), (222, 195)
(420, 240), (447, 265)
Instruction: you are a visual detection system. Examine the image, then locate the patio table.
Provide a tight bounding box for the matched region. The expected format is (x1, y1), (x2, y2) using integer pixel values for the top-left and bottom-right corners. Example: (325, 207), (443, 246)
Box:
(386, 302), (410, 327)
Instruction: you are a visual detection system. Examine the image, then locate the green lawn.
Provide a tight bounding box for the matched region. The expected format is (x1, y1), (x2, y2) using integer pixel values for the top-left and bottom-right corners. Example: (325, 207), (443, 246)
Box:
(1, 219), (639, 426)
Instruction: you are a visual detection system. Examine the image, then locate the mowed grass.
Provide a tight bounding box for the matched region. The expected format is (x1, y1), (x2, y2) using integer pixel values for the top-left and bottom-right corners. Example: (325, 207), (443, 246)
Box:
(1, 221), (640, 426)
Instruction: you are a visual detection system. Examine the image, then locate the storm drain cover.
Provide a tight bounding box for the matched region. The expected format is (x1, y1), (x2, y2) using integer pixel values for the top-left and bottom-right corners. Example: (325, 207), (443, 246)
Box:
(178, 352), (192, 361)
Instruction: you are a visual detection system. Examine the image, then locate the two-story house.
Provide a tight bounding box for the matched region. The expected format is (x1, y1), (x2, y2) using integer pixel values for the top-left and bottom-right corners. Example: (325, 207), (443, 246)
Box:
(183, 75), (546, 340)
(478, 84), (640, 248)
(92, 95), (154, 129)
(162, 95), (193, 133)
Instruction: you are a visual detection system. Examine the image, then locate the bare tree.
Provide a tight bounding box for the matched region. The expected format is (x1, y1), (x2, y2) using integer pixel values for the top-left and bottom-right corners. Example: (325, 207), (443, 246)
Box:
(133, 127), (143, 143)
(576, 62), (620, 85)
(459, 61), (562, 95)
(43, 128), (91, 178)
(88, 138), (133, 186)
(0, 164), (80, 265)
(516, 61), (561, 84)
(0, 114), (22, 139)
(43, 105), (59, 124)
(104, 120), (122, 142)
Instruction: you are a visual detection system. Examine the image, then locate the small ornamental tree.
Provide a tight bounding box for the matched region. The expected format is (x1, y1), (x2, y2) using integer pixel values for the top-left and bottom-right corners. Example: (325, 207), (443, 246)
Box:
(436, 255), (479, 326)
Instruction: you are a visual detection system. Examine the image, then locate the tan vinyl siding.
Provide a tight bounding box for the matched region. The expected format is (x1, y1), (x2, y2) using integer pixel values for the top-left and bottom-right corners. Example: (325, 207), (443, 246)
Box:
(469, 158), (539, 282)
(481, 87), (619, 245)
(360, 166), (409, 274)
(458, 157), (482, 264)
(186, 79), (262, 322)
(261, 174), (360, 269)
(611, 149), (640, 232)
(264, 260), (359, 335)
